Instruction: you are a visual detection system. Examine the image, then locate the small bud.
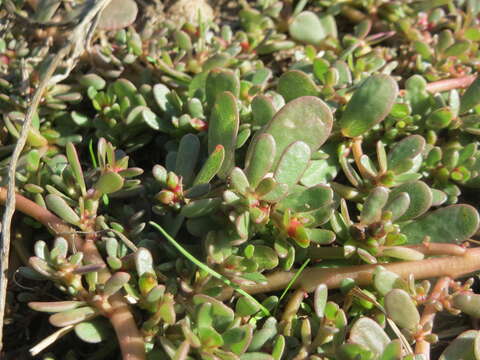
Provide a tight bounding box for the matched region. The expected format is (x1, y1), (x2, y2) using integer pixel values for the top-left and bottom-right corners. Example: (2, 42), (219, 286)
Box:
(166, 172), (180, 190)
(424, 333), (439, 343)
(156, 190), (175, 205)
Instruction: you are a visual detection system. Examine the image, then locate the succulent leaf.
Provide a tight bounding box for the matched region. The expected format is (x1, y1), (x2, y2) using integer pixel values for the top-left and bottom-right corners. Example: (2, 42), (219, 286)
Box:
(340, 75), (399, 137)
(245, 134), (276, 188)
(45, 194), (80, 226)
(384, 289), (420, 331)
(401, 204), (480, 243)
(277, 70), (318, 103)
(208, 91), (240, 179)
(251, 96), (332, 168)
(349, 317), (390, 357)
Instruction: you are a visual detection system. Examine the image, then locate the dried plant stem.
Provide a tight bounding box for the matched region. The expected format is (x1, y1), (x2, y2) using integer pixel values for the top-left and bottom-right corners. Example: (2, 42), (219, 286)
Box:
(217, 247), (480, 300)
(425, 75), (476, 93)
(0, 188), (145, 359)
(415, 277), (452, 360)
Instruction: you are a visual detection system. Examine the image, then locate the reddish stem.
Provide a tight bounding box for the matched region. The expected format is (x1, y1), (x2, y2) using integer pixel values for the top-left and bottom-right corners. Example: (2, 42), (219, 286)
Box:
(0, 188), (146, 360)
(0, 188), (83, 251)
(217, 247), (480, 299)
(425, 75), (476, 93)
(415, 277), (452, 360)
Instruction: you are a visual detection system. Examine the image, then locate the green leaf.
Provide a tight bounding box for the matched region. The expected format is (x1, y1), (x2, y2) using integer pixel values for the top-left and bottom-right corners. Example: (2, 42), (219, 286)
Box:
(236, 297), (261, 317)
(439, 330), (478, 360)
(150, 222), (270, 320)
(208, 91), (239, 179)
(251, 95), (275, 127)
(194, 294), (234, 332)
(336, 343), (375, 360)
(452, 293), (480, 318)
(271, 335), (285, 360)
(274, 141), (311, 188)
(378, 340), (402, 360)
(230, 167), (250, 193)
(26, 149), (40, 173)
(206, 69), (240, 107)
(387, 135), (425, 173)
(74, 319), (110, 343)
(387, 181), (432, 222)
(95, 171), (124, 194)
(199, 326), (224, 348)
(193, 145), (225, 186)
(349, 317), (390, 357)
(135, 247), (155, 277)
(66, 143), (86, 196)
(277, 70), (318, 103)
(460, 76), (480, 114)
(401, 204), (479, 243)
(277, 185), (332, 212)
(405, 75), (431, 115)
(289, 11), (333, 45)
(383, 192), (410, 221)
(251, 96), (332, 169)
(49, 307), (97, 327)
(141, 107), (164, 131)
(384, 289), (420, 331)
(252, 245), (279, 270)
(103, 272), (130, 297)
(181, 198), (222, 218)
(306, 229), (335, 244)
(176, 134), (200, 187)
(426, 107), (454, 129)
(223, 325), (253, 355)
(45, 194), (80, 226)
(373, 266), (404, 296)
(340, 75), (399, 137)
(360, 187), (389, 225)
(300, 143), (339, 186)
(112, 79), (143, 107)
(79, 74), (106, 90)
(240, 353), (273, 360)
(443, 40), (471, 57)
(158, 293), (176, 325)
(248, 317), (277, 351)
(146, 285), (166, 303)
(381, 246), (424, 261)
(245, 134), (276, 188)
(314, 284), (328, 318)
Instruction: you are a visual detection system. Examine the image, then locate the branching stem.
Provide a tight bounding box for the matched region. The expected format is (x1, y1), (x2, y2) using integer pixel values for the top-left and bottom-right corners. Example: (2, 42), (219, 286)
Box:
(0, 188), (145, 359)
(415, 277), (452, 360)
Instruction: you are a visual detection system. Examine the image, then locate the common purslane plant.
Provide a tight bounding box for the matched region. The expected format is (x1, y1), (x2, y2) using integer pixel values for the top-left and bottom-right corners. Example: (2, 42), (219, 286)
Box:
(1, 0), (480, 359)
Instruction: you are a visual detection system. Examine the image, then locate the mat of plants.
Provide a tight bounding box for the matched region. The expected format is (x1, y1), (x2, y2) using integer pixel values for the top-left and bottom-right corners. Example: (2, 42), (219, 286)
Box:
(1, 0), (480, 359)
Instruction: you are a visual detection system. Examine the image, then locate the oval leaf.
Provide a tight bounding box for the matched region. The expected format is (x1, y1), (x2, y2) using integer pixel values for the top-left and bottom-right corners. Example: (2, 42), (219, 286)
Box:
(340, 75), (399, 137)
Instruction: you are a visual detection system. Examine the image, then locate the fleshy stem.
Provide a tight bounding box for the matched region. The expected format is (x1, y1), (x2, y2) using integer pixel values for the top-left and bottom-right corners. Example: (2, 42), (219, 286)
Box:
(0, 188), (146, 360)
(218, 246), (480, 300)
(415, 277), (452, 360)
(425, 75), (476, 93)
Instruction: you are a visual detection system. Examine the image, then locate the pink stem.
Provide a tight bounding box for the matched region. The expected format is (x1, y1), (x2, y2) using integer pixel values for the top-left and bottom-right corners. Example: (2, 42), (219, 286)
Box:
(425, 75), (476, 93)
